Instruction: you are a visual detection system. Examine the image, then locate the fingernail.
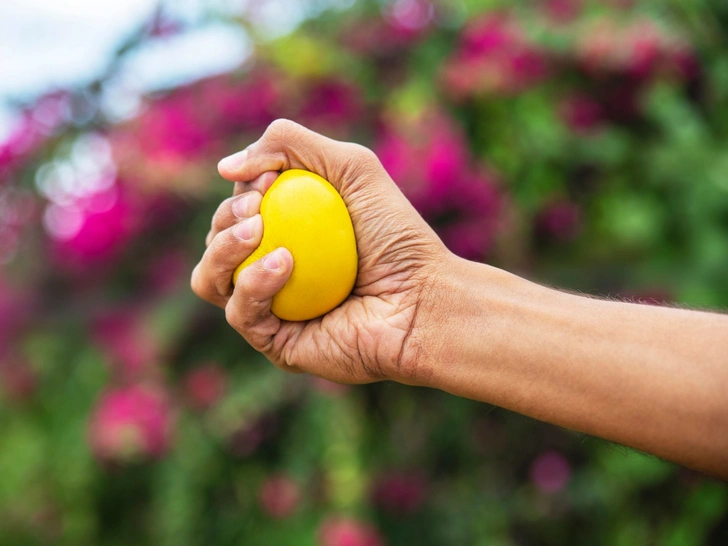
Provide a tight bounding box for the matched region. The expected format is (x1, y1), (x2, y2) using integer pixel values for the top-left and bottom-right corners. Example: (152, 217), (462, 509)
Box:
(263, 248), (284, 271)
(219, 149), (248, 172)
(233, 214), (262, 241)
(232, 192), (260, 219)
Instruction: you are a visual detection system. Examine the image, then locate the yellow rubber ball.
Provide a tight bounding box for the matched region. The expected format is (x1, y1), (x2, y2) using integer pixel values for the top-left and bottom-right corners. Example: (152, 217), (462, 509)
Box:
(232, 169), (358, 321)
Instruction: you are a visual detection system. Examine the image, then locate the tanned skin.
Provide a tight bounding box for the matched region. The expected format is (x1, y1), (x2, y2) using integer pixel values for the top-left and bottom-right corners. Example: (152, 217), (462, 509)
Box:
(192, 119), (728, 480)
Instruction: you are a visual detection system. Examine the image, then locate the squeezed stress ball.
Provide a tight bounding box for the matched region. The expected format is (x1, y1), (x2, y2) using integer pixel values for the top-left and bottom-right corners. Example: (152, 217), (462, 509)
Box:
(232, 169), (358, 321)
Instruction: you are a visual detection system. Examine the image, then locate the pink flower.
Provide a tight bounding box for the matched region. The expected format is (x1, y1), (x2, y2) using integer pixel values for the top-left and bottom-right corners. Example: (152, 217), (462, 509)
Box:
(576, 17), (663, 78)
(530, 450), (571, 493)
(88, 384), (174, 463)
(559, 94), (604, 134)
(183, 363), (227, 410)
(375, 114), (469, 216)
(91, 307), (159, 382)
(536, 200), (582, 241)
(460, 13), (520, 58)
(111, 72), (282, 194)
(48, 184), (139, 269)
(318, 516), (384, 546)
(200, 72), (281, 133)
(138, 95), (209, 161)
(668, 48), (701, 82)
(145, 249), (190, 294)
(0, 115), (44, 180)
(30, 91), (70, 132)
(425, 127), (470, 203)
(576, 17), (697, 86)
(299, 80), (365, 132)
(443, 13), (549, 97)
(375, 115), (502, 260)
(371, 471), (426, 515)
(375, 131), (423, 201)
(259, 474), (301, 519)
(438, 169), (502, 260)
(623, 21), (663, 79)
(340, 14), (429, 58)
(383, 0), (435, 34)
(439, 215), (497, 261)
(541, 0), (583, 24)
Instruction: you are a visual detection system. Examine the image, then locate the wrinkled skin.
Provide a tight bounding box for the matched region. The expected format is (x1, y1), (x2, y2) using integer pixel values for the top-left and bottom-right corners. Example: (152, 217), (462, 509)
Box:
(192, 121), (728, 481)
(191, 119), (450, 385)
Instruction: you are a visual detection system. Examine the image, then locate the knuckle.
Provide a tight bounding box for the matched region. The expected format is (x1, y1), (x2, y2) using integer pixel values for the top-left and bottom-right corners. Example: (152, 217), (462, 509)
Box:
(265, 118), (301, 140)
(212, 229), (247, 260)
(213, 267), (235, 297)
(348, 143), (378, 165)
(341, 143), (382, 182)
(225, 294), (264, 334)
(234, 267), (260, 296)
(211, 197), (235, 230)
(197, 241), (238, 297)
(190, 265), (209, 300)
(224, 303), (242, 330)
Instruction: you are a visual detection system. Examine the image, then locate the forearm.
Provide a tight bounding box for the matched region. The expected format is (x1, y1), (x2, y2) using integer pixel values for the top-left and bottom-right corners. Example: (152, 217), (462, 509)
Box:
(422, 256), (728, 479)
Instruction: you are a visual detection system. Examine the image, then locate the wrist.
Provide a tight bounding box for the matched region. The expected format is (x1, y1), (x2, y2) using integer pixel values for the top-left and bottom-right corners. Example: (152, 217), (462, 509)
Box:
(411, 254), (557, 398)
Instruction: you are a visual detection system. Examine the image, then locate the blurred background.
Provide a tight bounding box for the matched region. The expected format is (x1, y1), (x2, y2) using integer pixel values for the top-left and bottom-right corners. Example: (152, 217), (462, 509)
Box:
(1, 0), (727, 544)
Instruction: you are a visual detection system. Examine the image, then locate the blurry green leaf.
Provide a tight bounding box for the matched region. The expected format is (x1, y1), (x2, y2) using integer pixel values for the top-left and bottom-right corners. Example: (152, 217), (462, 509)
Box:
(0, 419), (45, 500)
(597, 192), (667, 250)
(594, 444), (674, 489)
(263, 32), (355, 78)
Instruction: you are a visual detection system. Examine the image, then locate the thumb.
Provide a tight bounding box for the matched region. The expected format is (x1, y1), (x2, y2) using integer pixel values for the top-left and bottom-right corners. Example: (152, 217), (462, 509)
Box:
(225, 247), (294, 353)
(217, 119), (384, 195)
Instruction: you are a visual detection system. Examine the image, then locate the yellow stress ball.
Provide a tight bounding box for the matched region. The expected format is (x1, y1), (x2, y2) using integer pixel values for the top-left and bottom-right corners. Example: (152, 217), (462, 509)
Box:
(232, 169), (358, 322)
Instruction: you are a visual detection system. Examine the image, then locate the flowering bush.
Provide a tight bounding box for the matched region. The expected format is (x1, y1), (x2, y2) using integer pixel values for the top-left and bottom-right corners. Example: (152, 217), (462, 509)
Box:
(1, 0), (727, 544)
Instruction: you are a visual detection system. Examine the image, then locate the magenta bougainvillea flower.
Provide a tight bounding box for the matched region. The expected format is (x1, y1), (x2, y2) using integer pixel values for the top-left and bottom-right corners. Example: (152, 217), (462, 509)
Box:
(376, 114), (501, 260)
(183, 363), (228, 410)
(442, 13), (549, 98)
(48, 184), (140, 269)
(371, 471), (427, 515)
(299, 79), (365, 134)
(258, 474), (301, 519)
(88, 384), (174, 463)
(91, 306), (160, 382)
(536, 200), (583, 241)
(559, 94), (605, 134)
(318, 516), (384, 546)
(576, 16), (697, 82)
(530, 450), (572, 493)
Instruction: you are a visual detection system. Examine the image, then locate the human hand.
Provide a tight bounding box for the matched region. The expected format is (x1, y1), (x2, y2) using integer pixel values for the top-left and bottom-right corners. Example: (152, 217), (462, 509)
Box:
(191, 119), (451, 385)
(191, 121), (728, 479)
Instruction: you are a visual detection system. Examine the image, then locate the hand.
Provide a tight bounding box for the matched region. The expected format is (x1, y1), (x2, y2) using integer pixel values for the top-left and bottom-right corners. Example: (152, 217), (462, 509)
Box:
(191, 121), (728, 478)
(191, 119), (450, 385)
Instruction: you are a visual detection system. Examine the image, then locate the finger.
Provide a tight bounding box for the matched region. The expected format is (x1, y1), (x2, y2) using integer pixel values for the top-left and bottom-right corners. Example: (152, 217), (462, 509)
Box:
(233, 181), (246, 196)
(207, 170), (281, 246)
(225, 247), (299, 367)
(231, 170), (279, 197)
(217, 119), (368, 192)
(206, 191), (262, 247)
(192, 214), (263, 307)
